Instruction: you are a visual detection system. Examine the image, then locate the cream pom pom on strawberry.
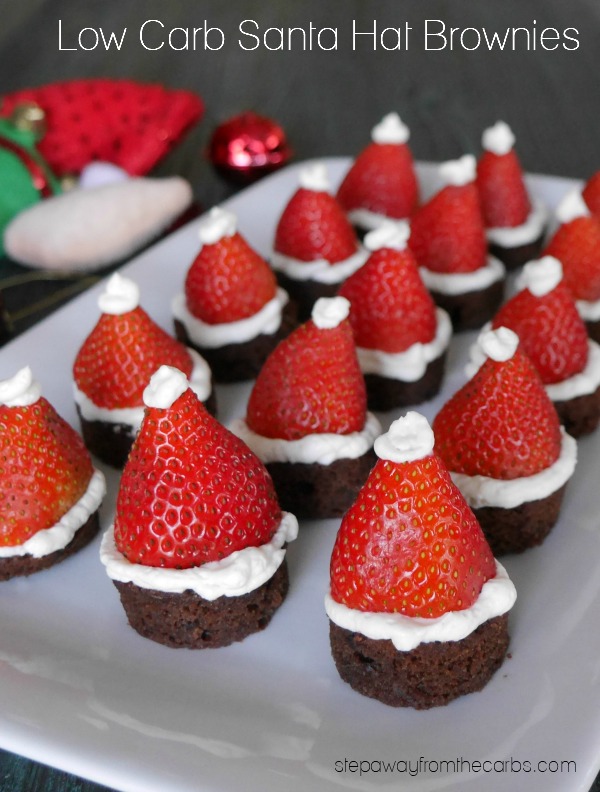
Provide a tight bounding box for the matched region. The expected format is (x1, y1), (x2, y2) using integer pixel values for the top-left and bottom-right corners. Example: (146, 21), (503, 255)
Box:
(101, 365), (297, 648)
(1, 366), (105, 580)
(73, 273), (214, 468)
(338, 221), (452, 411)
(232, 297), (381, 518)
(326, 412), (515, 709)
(336, 113), (419, 231)
(271, 163), (368, 320)
(409, 155), (505, 332)
(173, 207), (294, 382)
(491, 256), (600, 437)
(433, 326), (576, 554)
(476, 121), (546, 269)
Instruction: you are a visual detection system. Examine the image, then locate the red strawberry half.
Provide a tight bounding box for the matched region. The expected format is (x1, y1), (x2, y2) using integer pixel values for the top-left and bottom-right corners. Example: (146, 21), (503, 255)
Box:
(274, 164), (359, 263)
(409, 155), (487, 273)
(185, 208), (277, 324)
(583, 171), (600, 218)
(338, 223), (437, 353)
(246, 296), (366, 440)
(491, 256), (589, 384)
(433, 327), (562, 479)
(114, 367), (282, 569)
(329, 412), (496, 618)
(1, 79), (203, 177)
(1, 368), (94, 546)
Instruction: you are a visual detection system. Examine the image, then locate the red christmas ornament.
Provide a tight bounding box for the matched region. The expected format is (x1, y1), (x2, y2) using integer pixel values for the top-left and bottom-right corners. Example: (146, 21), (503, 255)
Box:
(208, 111), (292, 183)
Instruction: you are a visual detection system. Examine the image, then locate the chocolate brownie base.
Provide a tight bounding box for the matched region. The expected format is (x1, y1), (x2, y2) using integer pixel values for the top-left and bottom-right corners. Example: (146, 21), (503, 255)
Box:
(114, 560), (289, 648)
(553, 384), (600, 438)
(329, 614), (509, 709)
(174, 300), (297, 382)
(273, 271), (339, 322)
(266, 449), (377, 520)
(429, 278), (504, 333)
(474, 484), (567, 556)
(363, 353), (447, 413)
(0, 511), (100, 581)
(585, 318), (600, 346)
(489, 231), (544, 271)
(76, 388), (218, 468)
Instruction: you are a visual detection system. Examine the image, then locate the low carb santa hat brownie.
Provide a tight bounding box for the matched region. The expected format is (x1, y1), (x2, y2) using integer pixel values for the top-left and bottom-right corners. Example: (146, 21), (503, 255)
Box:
(491, 256), (600, 437)
(100, 365), (298, 649)
(271, 163), (368, 320)
(336, 113), (419, 233)
(173, 207), (294, 381)
(1, 367), (105, 580)
(74, 273), (214, 468)
(433, 327), (577, 555)
(325, 412), (516, 709)
(338, 221), (452, 412)
(231, 297), (380, 519)
(543, 190), (600, 344)
(476, 121), (547, 270)
(409, 155), (505, 332)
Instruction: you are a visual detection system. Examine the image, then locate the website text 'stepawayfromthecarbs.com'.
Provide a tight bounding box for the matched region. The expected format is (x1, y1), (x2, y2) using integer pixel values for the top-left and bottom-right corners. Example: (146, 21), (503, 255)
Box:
(334, 756), (577, 779)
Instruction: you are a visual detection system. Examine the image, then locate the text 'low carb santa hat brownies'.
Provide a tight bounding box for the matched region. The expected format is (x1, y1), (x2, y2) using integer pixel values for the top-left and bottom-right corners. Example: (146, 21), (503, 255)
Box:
(173, 207), (294, 382)
(325, 412), (516, 709)
(73, 273), (214, 468)
(100, 365), (297, 649)
(1, 367), (106, 580)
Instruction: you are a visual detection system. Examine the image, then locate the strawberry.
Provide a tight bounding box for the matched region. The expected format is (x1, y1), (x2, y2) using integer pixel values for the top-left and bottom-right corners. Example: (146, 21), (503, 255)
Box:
(544, 215), (600, 302)
(491, 257), (589, 384)
(1, 79), (203, 177)
(583, 171), (600, 218)
(338, 223), (437, 353)
(74, 277), (194, 409)
(337, 114), (419, 220)
(246, 297), (366, 440)
(274, 164), (359, 263)
(0, 368), (94, 546)
(185, 209), (277, 324)
(329, 412), (496, 618)
(476, 121), (531, 228)
(409, 156), (487, 274)
(433, 327), (562, 479)
(113, 367), (282, 568)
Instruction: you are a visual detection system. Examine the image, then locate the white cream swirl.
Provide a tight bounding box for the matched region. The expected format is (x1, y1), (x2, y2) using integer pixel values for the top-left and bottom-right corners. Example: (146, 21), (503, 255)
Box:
(0, 367), (42, 407)
(546, 339), (600, 401)
(419, 256), (505, 296)
(97, 274), (140, 315)
(270, 248), (368, 284)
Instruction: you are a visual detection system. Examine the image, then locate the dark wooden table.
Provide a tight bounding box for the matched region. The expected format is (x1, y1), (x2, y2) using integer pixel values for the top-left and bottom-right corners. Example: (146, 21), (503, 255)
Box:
(1, 0), (599, 790)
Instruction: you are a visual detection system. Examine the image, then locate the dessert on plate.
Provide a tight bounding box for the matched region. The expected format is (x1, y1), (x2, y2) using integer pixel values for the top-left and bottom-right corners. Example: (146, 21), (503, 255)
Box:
(230, 297), (380, 519)
(100, 365), (298, 648)
(433, 326), (577, 555)
(1, 366), (106, 580)
(476, 121), (547, 269)
(173, 207), (294, 381)
(491, 256), (600, 437)
(336, 112), (419, 234)
(409, 155), (505, 331)
(73, 273), (214, 468)
(270, 162), (368, 320)
(338, 221), (451, 411)
(325, 412), (516, 709)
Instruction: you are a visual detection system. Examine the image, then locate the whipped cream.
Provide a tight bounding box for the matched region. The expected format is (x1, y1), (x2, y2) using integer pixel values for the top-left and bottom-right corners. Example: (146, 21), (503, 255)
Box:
(325, 560), (516, 652)
(364, 220), (410, 252)
(312, 296), (350, 329)
(486, 199), (548, 246)
(465, 325), (519, 379)
(73, 349), (211, 426)
(270, 248), (368, 284)
(516, 256), (562, 297)
(556, 189), (590, 225)
(97, 273), (140, 315)
(347, 208), (403, 231)
(451, 429), (577, 510)
(144, 365), (188, 409)
(374, 411), (434, 463)
(0, 366), (41, 407)
(439, 155), (476, 187)
(100, 512), (298, 600)
(197, 207), (237, 245)
(298, 162), (330, 192)
(481, 121), (516, 156)
(356, 308), (451, 382)
(0, 469), (106, 559)
(546, 339), (600, 401)
(576, 297), (600, 322)
(172, 288), (288, 348)
(419, 256), (505, 296)
(371, 113), (410, 144)
(230, 412), (381, 466)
